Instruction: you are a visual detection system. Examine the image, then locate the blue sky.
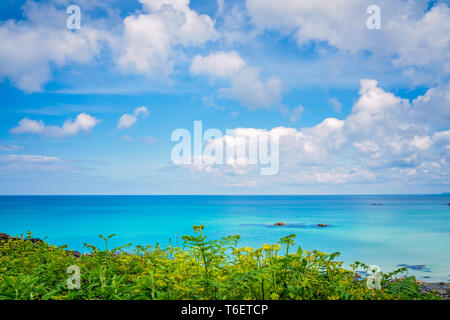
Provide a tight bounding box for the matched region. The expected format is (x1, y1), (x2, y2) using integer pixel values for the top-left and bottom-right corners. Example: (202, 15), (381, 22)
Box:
(0, 0), (449, 194)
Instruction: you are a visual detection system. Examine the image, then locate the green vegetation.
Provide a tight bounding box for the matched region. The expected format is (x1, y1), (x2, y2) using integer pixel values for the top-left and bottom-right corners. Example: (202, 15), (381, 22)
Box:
(0, 225), (439, 300)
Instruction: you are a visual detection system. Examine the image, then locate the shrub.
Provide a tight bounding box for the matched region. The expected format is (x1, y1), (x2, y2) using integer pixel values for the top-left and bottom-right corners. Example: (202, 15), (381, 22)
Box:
(0, 227), (439, 300)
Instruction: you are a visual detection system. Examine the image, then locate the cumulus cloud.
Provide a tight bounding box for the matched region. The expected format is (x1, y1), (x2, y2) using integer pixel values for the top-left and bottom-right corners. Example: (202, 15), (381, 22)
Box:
(0, 0), (219, 91)
(118, 0), (218, 77)
(389, 3), (450, 74)
(246, 0), (450, 81)
(410, 82), (450, 130)
(1, 0), (447, 95)
(0, 1), (109, 92)
(10, 113), (100, 138)
(10, 118), (46, 134)
(190, 51), (246, 78)
(117, 106), (149, 129)
(342, 79), (449, 169)
(182, 79), (450, 187)
(190, 52), (284, 110)
(246, 0), (367, 51)
(219, 67), (283, 109)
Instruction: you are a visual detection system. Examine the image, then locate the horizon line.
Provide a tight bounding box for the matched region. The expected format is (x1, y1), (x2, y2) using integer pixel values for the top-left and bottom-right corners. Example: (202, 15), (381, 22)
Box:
(0, 193), (449, 196)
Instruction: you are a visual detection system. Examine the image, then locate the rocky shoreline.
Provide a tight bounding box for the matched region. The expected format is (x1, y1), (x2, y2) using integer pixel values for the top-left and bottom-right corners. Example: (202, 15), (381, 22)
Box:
(0, 232), (82, 258)
(1, 232), (449, 299)
(417, 281), (450, 300)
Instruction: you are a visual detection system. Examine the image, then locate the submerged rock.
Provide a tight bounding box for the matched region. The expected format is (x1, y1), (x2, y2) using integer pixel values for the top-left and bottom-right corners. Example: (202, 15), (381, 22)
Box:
(397, 264), (431, 272)
(371, 203), (383, 206)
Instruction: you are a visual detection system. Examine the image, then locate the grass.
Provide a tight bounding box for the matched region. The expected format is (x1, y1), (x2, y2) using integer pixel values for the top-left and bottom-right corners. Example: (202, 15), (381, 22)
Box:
(0, 225), (440, 300)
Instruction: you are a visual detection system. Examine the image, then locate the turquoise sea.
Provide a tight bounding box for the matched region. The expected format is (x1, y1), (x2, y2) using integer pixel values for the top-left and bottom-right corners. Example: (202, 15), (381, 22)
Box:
(0, 195), (449, 282)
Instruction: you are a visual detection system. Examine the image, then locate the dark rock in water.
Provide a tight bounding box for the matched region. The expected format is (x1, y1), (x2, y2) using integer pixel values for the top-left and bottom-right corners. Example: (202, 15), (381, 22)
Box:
(371, 203), (383, 206)
(444, 202), (450, 206)
(397, 264), (431, 272)
(243, 223), (307, 228)
(244, 223), (333, 229)
(355, 270), (367, 277)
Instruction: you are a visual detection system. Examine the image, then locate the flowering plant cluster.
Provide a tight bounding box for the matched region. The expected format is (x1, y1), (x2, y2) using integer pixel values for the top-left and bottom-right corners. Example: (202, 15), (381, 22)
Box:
(0, 226), (438, 300)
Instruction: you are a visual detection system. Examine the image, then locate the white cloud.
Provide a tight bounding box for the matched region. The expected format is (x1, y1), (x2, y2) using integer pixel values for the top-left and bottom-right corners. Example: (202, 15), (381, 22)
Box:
(289, 105), (304, 123)
(182, 79), (450, 187)
(0, 0), (219, 92)
(190, 51), (246, 78)
(353, 140), (379, 154)
(389, 4), (450, 74)
(0, 1), (108, 92)
(0, 153), (82, 179)
(329, 97), (343, 112)
(342, 79), (448, 169)
(10, 118), (46, 134)
(433, 130), (450, 145)
(0, 143), (20, 151)
(142, 136), (157, 143)
(314, 168), (376, 184)
(118, 0), (218, 77)
(408, 136), (433, 150)
(118, 115), (137, 129)
(59, 113), (100, 136)
(245, 0), (450, 81)
(345, 79), (408, 135)
(6, 154), (60, 163)
(411, 82), (450, 130)
(190, 52), (284, 110)
(220, 66), (283, 109)
(216, 0), (225, 15)
(134, 106), (150, 117)
(117, 106), (149, 129)
(10, 113), (100, 138)
(246, 0), (366, 52)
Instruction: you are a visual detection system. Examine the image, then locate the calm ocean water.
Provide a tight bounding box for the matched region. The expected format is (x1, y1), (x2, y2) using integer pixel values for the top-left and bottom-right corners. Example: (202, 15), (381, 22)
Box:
(0, 195), (449, 282)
